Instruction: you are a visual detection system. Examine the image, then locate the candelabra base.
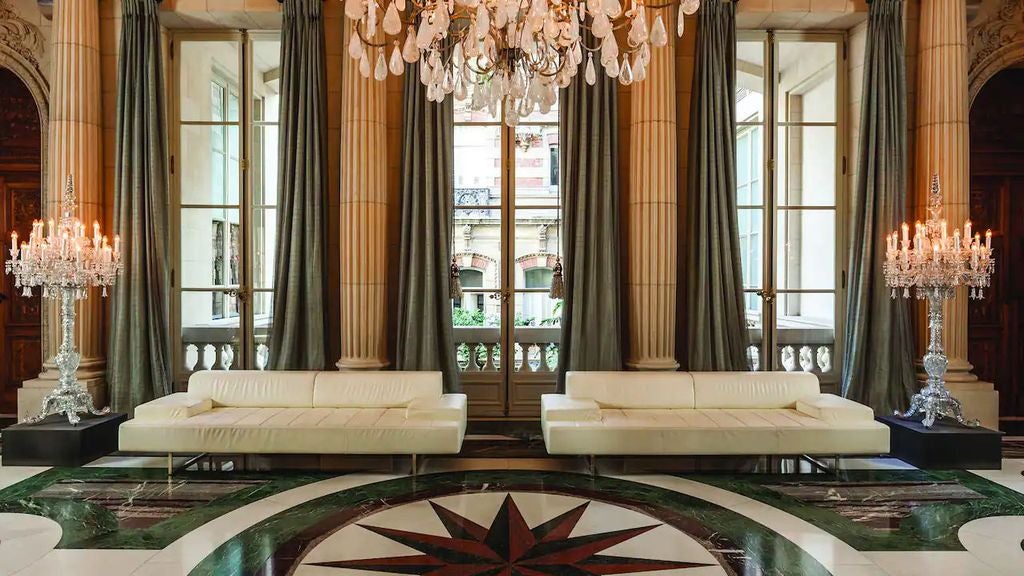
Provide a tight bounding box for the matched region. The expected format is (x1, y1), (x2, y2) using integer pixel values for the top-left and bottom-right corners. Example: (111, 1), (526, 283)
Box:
(896, 384), (980, 429)
(22, 383), (109, 426)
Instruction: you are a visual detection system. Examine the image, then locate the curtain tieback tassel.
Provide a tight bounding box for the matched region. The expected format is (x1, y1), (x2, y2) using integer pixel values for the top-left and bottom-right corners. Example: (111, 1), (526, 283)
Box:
(549, 257), (564, 299)
(449, 256), (463, 300)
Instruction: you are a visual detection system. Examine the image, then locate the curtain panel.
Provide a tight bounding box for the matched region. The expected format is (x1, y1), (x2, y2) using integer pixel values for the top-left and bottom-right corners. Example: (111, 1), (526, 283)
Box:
(108, 0), (173, 412)
(841, 0), (916, 414)
(395, 64), (461, 393)
(682, 0), (749, 371)
(268, 0), (328, 369)
(557, 47), (623, 390)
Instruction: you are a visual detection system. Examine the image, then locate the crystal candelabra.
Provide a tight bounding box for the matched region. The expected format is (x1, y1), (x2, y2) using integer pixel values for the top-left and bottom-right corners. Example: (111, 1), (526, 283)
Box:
(343, 0), (701, 124)
(883, 175), (995, 428)
(4, 175), (123, 425)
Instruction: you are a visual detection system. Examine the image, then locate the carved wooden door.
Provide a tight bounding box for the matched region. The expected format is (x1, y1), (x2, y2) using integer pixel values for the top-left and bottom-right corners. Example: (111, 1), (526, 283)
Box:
(0, 177), (42, 414)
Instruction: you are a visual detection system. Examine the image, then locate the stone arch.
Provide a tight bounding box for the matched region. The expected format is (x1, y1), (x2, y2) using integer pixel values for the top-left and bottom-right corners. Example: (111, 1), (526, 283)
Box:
(970, 41), (1024, 107)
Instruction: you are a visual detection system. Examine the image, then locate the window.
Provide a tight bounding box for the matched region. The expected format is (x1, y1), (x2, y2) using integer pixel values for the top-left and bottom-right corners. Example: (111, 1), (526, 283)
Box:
(736, 33), (845, 383)
(452, 88), (562, 416)
(171, 32), (281, 381)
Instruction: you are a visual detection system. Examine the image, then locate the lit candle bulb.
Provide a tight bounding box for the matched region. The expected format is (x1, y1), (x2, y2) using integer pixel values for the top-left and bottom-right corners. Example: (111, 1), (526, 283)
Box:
(10, 231), (17, 253)
(47, 219), (55, 240)
(93, 221), (100, 247)
(964, 220), (972, 241)
(953, 229), (961, 251)
(113, 234), (120, 255)
(902, 222), (909, 245)
(985, 229), (992, 250)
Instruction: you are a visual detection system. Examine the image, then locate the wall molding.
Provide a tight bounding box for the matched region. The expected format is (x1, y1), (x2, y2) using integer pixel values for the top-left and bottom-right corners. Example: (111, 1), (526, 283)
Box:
(969, 0), (1024, 105)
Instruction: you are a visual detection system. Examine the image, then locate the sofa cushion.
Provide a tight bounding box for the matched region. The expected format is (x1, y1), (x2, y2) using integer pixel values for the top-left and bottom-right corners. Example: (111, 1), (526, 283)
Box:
(541, 394), (602, 422)
(691, 372), (820, 409)
(406, 394), (468, 422)
(796, 393), (875, 424)
(187, 371), (317, 408)
(565, 371), (695, 409)
(133, 393), (212, 421)
(313, 371), (442, 408)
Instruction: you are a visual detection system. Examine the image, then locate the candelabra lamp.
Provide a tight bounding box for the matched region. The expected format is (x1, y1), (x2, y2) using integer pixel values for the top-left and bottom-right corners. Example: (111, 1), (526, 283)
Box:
(883, 175), (995, 428)
(4, 175), (123, 425)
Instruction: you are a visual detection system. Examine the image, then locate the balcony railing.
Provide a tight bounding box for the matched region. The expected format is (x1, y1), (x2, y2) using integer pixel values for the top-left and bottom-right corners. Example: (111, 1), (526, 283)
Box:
(454, 326), (561, 374)
(746, 327), (835, 380)
(179, 327), (270, 379)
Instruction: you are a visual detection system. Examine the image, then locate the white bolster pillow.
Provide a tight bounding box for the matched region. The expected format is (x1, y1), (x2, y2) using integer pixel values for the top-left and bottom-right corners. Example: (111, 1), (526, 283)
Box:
(541, 394), (602, 422)
(405, 394), (467, 421)
(796, 393), (875, 424)
(133, 393), (212, 421)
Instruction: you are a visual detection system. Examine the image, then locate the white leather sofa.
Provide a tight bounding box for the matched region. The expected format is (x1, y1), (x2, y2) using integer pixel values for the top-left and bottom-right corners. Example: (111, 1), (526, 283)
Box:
(541, 371), (889, 456)
(119, 370), (467, 458)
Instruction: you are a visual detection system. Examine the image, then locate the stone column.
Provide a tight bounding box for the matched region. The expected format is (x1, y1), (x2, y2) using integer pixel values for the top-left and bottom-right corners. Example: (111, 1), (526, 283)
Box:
(913, 0), (997, 428)
(626, 11), (678, 370)
(336, 25), (388, 370)
(19, 0), (106, 419)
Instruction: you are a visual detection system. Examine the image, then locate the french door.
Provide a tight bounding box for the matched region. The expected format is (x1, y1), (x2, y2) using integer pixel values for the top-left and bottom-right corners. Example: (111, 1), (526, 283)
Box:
(452, 96), (562, 417)
(169, 31), (281, 385)
(735, 31), (847, 388)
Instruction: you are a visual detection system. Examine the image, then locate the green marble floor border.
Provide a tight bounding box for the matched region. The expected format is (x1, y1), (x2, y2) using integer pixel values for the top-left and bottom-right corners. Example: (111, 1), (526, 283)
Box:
(189, 470), (832, 576)
(0, 467), (335, 550)
(694, 469), (1024, 552)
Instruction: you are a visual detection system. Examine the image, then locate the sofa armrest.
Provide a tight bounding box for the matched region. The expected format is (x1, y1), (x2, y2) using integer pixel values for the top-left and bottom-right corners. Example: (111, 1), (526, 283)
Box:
(133, 393), (212, 421)
(541, 394), (602, 422)
(405, 394), (467, 421)
(796, 393), (875, 424)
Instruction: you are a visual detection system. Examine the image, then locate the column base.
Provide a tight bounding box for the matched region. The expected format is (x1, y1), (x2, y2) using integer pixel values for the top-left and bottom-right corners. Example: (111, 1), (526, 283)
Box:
(335, 358), (390, 371)
(943, 380), (999, 431)
(18, 376), (107, 422)
(625, 358), (680, 371)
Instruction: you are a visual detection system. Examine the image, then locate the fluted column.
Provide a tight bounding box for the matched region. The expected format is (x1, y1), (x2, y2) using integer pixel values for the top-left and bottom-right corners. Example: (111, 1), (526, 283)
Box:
(336, 25), (388, 370)
(914, 0), (974, 382)
(47, 1), (105, 378)
(626, 12), (678, 371)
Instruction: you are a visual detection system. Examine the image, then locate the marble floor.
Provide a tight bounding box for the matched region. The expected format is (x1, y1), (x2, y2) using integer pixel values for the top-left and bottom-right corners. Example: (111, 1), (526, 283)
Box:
(0, 444), (1022, 576)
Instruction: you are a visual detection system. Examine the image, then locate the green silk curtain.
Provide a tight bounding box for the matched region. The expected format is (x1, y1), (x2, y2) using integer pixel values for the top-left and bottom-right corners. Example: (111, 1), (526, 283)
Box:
(268, 0), (328, 369)
(395, 64), (461, 392)
(558, 39), (623, 389)
(108, 0), (172, 412)
(683, 0), (749, 371)
(841, 0), (916, 414)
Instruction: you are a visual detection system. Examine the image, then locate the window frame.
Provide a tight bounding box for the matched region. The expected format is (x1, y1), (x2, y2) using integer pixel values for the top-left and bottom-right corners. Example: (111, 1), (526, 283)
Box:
(736, 30), (848, 385)
(168, 29), (281, 384)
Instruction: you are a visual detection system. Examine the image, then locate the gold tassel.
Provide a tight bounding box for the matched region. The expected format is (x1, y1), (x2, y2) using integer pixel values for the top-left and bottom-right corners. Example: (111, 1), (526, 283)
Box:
(449, 255), (463, 300)
(548, 257), (564, 299)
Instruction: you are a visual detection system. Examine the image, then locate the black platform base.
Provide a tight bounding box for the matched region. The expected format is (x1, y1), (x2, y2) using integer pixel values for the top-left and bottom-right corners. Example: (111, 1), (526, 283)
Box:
(878, 415), (1003, 470)
(1, 412), (126, 467)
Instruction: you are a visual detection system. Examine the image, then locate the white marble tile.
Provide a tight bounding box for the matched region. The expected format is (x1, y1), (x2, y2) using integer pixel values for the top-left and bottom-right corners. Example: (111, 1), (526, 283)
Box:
(15, 550), (156, 576)
(958, 516), (1024, 576)
(0, 514), (61, 576)
(865, 551), (1002, 576)
(0, 465), (48, 491)
(84, 455), (191, 469)
(837, 457), (917, 471)
(134, 473), (397, 575)
(617, 475), (876, 572)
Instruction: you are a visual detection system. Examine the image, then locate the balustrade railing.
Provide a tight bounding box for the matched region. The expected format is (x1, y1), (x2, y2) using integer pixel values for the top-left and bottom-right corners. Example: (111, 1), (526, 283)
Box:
(179, 326), (270, 380)
(745, 327), (836, 380)
(454, 326), (561, 374)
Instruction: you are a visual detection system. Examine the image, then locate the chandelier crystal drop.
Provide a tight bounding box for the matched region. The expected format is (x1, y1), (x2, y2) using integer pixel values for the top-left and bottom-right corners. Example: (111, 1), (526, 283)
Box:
(342, 0), (700, 125)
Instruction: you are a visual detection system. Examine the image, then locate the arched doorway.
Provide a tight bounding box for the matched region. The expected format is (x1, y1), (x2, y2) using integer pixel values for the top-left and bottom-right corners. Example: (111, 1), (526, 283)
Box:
(0, 66), (42, 415)
(968, 67), (1024, 433)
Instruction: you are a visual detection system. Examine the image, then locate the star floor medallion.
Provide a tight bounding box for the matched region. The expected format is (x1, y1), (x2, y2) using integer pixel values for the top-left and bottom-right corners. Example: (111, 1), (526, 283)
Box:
(309, 493), (713, 575)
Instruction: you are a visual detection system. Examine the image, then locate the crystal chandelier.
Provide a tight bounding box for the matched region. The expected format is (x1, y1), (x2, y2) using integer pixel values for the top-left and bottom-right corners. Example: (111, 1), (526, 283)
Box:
(883, 175), (995, 428)
(343, 0), (701, 124)
(5, 175), (123, 425)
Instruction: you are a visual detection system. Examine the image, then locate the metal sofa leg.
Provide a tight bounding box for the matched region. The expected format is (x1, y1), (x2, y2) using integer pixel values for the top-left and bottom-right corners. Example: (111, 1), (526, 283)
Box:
(411, 454), (418, 476)
(167, 453), (173, 477)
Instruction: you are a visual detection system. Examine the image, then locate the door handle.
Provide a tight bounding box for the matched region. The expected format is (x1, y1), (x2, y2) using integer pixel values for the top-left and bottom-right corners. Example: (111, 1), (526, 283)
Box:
(756, 288), (776, 303)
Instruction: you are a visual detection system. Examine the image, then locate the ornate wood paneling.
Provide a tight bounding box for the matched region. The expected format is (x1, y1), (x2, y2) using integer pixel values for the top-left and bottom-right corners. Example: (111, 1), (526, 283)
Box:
(0, 65), (41, 414)
(969, 68), (1024, 422)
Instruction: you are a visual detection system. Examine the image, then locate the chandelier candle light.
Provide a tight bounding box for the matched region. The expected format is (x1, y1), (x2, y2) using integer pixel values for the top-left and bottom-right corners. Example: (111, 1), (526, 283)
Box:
(883, 175), (995, 428)
(4, 175), (122, 425)
(342, 0), (701, 124)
